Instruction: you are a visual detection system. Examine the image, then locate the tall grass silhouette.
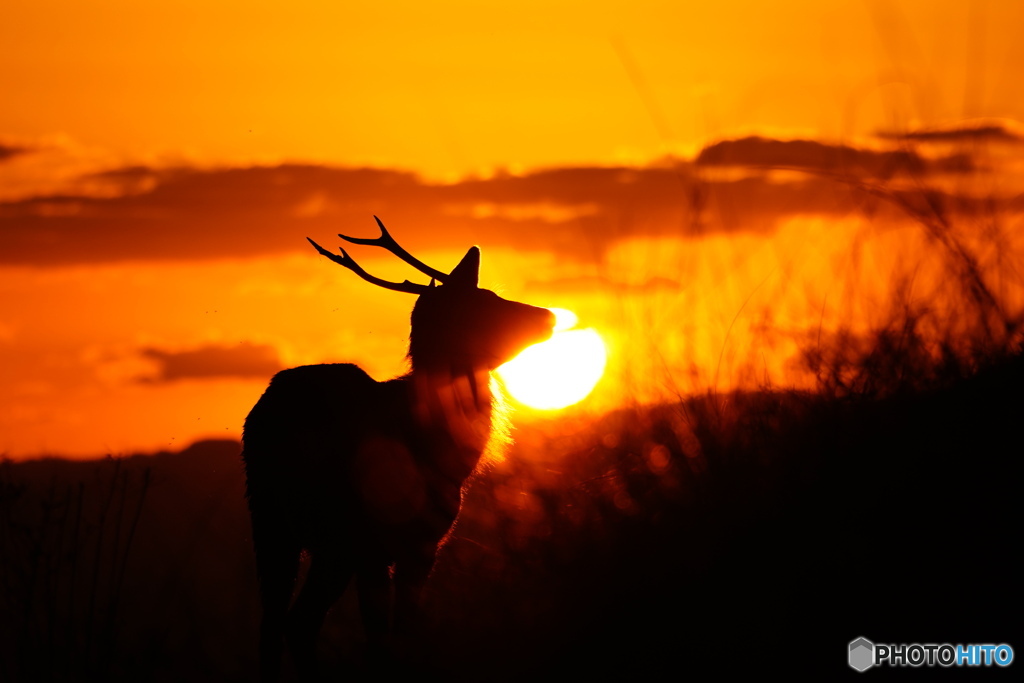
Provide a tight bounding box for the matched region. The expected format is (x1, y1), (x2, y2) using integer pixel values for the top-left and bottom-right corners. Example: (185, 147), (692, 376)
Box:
(0, 458), (150, 681)
(800, 130), (1023, 396)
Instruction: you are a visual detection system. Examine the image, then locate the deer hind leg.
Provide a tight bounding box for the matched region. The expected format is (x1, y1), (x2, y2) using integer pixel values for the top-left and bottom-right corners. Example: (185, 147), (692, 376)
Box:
(285, 551), (353, 680)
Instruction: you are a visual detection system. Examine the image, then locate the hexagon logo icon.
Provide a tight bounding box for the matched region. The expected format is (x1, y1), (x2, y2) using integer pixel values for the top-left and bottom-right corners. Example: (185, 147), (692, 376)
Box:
(849, 637), (875, 672)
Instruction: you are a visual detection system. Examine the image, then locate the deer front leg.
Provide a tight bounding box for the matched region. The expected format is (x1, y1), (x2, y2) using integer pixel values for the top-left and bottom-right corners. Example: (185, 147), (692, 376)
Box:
(392, 550), (437, 641)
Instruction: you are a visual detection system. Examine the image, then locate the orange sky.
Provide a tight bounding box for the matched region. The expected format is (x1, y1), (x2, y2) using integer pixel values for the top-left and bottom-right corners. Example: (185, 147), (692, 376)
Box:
(2, 1), (1024, 458)
(4, 0), (1023, 177)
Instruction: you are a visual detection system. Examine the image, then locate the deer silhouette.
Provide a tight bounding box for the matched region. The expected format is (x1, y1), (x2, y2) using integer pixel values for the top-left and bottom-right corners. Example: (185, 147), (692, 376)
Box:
(242, 217), (555, 680)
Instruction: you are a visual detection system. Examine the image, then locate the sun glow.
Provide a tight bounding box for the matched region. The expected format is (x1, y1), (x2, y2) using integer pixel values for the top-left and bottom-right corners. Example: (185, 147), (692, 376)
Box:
(497, 309), (607, 410)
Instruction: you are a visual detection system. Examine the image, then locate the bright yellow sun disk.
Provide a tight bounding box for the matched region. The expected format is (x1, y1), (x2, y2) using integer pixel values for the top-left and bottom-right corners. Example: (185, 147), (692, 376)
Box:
(549, 307), (578, 331)
(497, 314), (607, 410)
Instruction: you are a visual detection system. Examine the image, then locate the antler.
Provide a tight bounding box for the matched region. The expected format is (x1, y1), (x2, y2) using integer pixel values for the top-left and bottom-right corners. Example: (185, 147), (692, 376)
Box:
(307, 237), (432, 295)
(338, 216), (449, 283)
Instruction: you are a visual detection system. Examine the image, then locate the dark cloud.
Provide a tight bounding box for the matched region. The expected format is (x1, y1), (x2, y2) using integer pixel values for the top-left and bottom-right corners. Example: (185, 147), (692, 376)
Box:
(0, 135), (1011, 267)
(0, 166), (448, 266)
(0, 143), (31, 162)
(140, 342), (284, 382)
(0, 164), (696, 266)
(877, 123), (1024, 144)
(697, 136), (964, 178)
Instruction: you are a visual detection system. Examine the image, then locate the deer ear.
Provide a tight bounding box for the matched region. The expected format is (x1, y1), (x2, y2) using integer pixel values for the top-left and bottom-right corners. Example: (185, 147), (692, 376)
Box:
(448, 246), (480, 288)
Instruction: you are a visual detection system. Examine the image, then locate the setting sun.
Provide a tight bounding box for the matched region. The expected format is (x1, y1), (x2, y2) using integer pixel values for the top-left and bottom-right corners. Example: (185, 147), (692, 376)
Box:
(497, 309), (607, 410)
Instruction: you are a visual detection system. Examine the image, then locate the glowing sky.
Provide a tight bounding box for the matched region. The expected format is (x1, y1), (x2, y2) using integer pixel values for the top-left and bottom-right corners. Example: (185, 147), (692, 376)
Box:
(3, 0), (1024, 459)
(4, 0), (1023, 177)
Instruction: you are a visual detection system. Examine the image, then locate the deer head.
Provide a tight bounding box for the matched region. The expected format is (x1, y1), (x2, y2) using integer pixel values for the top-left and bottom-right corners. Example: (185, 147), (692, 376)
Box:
(308, 217), (555, 372)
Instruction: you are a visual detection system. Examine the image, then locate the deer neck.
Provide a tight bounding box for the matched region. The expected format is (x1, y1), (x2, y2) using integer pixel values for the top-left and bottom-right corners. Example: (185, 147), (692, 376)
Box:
(407, 361), (494, 483)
